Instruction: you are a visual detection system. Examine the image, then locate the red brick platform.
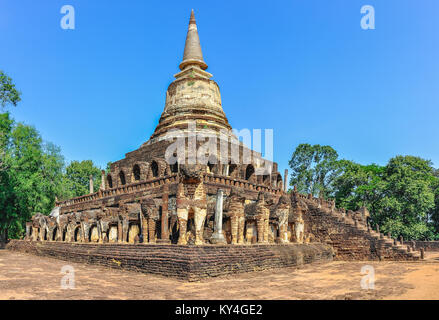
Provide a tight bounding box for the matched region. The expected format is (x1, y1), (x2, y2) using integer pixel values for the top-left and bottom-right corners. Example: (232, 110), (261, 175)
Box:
(6, 240), (334, 281)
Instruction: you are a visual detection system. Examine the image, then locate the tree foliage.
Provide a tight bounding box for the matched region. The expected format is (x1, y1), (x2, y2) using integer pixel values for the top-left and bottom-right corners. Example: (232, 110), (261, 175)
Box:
(288, 143), (338, 198)
(0, 71), (103, 240)
(63, 160), (102, 198)
(0, 71), (21, 109)
(0, 117), (103, 239)
(0, 116), (65, 239)
(289, 144), (439, 240)
(377, 156), (436, 240)
(333, 160), (385, 215)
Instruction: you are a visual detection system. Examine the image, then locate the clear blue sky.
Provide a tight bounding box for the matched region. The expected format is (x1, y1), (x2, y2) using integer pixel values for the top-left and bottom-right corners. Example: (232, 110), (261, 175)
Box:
(1, 0), (438, 175)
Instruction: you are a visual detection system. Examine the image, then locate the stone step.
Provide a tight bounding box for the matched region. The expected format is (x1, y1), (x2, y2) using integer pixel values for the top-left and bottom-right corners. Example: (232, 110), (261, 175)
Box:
(309, 201), (422, 260)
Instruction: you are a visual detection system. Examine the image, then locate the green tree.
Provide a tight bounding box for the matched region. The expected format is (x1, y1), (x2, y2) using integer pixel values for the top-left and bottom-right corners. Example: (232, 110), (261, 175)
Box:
(0, 71), (104, 241)
(430, 170), (439, 236)
(106, 161), (112, 173)
(0, 121), (65, 240)
(0, 71), (21, 170)
(289, 143), (439, 240)
(0, 113), (15, 243)
(288, 143), (338, 197)
(0, 71), (21, 108)
(64, 160), (102, 198)
(377, 156), (436, 240)
(332, 160), (385, 215)
(0, 71), (22, 242)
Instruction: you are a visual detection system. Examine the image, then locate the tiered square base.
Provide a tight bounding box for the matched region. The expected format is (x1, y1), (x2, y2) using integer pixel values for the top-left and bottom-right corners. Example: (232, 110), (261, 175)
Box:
(6, 240), (334, 281)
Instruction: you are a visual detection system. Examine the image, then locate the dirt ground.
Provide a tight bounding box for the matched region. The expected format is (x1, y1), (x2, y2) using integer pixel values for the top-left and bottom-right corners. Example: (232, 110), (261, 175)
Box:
(1, 249), (438, 300)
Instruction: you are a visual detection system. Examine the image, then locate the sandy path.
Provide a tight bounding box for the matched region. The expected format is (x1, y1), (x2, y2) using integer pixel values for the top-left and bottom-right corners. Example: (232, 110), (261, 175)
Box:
(0, 250), (438, 300)
(384, 253), (439, 299)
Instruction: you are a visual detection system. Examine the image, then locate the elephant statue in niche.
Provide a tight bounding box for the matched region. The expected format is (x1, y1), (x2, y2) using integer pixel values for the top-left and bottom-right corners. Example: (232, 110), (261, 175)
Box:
(57, 214), (70, 242)
(176, 164), (207, 245)
(140, 198), (160, 243)
(31, 213), (48, 241)
(120, 202), (141, 243)
(100, 207), (121, 243)
(273, 194), (291, 243)
(254, 192), (270, 243)
(224, 188), (246, 244)
(290, 195), (307, 244)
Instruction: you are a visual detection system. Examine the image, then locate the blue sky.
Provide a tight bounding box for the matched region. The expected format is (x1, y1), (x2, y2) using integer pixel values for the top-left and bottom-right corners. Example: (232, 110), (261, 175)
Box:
(1, 0), (438, 175)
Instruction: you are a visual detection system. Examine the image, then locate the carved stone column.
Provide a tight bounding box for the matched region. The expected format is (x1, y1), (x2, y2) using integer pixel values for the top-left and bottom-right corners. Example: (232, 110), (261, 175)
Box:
(89, 175), (94, 194)
(263, 217), (269, 243)
(141, 215), (148, 244)
(82, 222), (90, 243)
(211, 189), (226, 244)
(158, 185), (171, 244)
(100, 170), (106, 191)
(257, 219), (264, 243)
(117, 219), (123, 243)
(122, 218), (129, 243)
(148, 218), (156, 243)
(284, 169), (288, 193)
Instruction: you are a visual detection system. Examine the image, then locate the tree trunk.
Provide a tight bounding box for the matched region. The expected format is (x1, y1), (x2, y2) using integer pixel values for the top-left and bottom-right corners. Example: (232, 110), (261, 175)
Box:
(0, 228), (7, 249)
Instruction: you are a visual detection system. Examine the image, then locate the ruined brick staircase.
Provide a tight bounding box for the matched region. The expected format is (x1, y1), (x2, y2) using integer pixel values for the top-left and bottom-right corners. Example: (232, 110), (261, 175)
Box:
(301, 195), (421, 261)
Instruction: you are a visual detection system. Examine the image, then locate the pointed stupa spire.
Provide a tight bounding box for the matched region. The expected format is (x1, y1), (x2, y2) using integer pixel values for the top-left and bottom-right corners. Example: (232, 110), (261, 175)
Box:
(179, 9), (208, 71)
(147, 10), (231, 143)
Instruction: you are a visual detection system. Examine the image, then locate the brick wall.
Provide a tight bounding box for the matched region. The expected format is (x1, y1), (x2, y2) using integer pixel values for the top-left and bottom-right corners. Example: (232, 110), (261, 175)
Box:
(404, 241), (439, 252)
(6, 240), (334, 281)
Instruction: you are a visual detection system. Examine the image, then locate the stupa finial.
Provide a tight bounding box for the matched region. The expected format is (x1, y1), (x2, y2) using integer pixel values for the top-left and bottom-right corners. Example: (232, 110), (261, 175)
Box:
(179, 10), (208, 71)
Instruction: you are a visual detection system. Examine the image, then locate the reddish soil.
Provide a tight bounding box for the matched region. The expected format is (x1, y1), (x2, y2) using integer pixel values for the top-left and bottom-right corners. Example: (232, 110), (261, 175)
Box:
(1, 250), (438, 300)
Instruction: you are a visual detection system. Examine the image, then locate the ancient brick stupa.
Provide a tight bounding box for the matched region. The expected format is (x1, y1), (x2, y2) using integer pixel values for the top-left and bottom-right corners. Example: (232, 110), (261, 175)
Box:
(20, 11), (421, 280)
(25, 10), (290, 246)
